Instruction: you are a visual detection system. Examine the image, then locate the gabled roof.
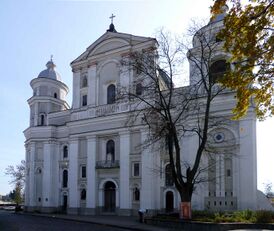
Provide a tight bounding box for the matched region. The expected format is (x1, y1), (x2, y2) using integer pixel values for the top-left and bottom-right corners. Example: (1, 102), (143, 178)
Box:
(71, 31), (156, 66)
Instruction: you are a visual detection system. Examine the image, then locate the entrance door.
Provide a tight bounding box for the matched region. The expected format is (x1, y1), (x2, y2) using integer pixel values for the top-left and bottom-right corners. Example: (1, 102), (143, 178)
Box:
(166, 191), (174, 212)
(62, 195), (68, 213)
(104, 181), (116, 212)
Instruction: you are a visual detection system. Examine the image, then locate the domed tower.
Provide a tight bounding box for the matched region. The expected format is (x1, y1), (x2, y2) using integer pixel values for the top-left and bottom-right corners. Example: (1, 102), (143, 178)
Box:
(28, 58), (69, 127)
(188, 5), (229, 85)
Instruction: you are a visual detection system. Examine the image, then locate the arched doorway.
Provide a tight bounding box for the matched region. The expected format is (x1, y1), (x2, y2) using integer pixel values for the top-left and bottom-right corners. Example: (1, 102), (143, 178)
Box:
(165, 191), (174, 212)
(104, 181), (116, 212)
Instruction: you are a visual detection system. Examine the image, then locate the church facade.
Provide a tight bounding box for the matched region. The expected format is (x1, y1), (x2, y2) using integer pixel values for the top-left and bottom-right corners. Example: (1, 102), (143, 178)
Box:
(24, 15), (259, 215)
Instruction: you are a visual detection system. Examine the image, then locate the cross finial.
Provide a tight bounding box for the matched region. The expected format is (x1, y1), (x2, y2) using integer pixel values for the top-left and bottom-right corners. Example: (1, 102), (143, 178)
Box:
(109, 13), (116, 24)
(50, 55), (53, 62)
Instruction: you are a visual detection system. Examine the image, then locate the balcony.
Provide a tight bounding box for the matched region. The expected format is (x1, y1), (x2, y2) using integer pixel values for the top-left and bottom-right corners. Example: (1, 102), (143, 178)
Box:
(96, 160), (120, 169)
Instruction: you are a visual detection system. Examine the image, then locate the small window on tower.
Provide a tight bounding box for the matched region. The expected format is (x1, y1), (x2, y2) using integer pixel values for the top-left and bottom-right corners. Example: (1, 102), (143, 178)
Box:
(40, 114), (45, 126)
(63, 146), (68, 159)
(132, 163), (140, 177)
(136, 83), (143, 96)
(82, 95), (87, 106)
(81, 166), (86, 178)
(54, 93), (58, 98)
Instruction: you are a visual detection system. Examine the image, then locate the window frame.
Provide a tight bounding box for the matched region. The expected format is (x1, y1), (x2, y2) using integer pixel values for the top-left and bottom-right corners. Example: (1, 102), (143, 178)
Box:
(82, 94), (87, 106)
(107, 84), (116, 104)
(132, 162), (140, 177)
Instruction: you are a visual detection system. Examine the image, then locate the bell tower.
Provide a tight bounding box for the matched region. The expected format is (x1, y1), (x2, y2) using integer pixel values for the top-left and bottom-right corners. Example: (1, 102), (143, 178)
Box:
(28, 58), (69, 127)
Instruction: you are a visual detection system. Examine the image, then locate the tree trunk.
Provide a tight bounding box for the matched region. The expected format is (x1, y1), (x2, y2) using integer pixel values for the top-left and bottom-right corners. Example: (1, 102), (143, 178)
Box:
(179, 184), (193, 220)
(179, 201), (191, 220)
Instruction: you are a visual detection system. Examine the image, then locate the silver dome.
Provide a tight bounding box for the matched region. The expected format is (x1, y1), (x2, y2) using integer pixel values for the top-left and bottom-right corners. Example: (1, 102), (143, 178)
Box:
(38, 60), (61, 81)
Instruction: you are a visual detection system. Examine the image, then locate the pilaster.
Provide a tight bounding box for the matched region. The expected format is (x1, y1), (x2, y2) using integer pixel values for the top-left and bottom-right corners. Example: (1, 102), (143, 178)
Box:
(68, 138), (79, 213)
(119, 131), (131, 215)
(29, 142), (36, 206)
(140, 129), (154, 210)
(86, 135), (96, 214)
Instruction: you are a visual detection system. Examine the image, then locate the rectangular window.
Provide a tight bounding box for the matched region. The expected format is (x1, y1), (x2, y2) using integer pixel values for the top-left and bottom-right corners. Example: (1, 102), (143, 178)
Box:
(82, 95), (87, 106)
(81, 166), (86, 178)
(133, 163), (140, 177)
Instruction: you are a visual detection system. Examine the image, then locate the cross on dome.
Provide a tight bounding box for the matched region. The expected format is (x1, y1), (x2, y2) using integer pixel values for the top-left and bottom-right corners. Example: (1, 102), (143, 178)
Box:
(109, 14), (116, 24)
(107, 13), (117, 33)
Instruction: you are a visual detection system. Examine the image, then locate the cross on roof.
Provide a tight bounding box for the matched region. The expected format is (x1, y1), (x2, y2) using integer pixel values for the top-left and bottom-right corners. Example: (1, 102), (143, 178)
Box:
(50, 55), (53, 62)
(109, 14), (116, 24)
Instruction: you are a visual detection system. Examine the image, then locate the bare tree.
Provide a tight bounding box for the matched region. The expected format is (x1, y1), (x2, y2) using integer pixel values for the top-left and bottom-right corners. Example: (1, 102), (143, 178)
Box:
(119, 21), (231, 219)
(5, 160), (25, 208)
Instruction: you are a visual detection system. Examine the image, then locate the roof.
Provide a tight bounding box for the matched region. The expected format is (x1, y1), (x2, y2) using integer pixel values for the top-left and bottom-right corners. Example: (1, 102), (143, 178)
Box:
(38, 60), (61, 81)
(71, 30), (157, 65)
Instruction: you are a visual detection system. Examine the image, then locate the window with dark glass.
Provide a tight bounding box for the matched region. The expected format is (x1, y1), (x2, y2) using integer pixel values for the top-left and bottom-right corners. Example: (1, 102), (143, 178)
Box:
(136, 83), (143, 96)
(133, 188), (140, 201)
(62, 170), (68, 188)
(63, 146), (68, 158)
(106, 140), (115, 161)
(133, 163), (140, 177)
(81, 166), (86, 178)
(82, 95), (87, 106)
(81, 189), (86, 200)
(54, 92), (58, 98)
(40, 114), (45, 126)
(165, 164), (174, 186)
(209, 60), (229, 83)
(107, 84), (116, 104)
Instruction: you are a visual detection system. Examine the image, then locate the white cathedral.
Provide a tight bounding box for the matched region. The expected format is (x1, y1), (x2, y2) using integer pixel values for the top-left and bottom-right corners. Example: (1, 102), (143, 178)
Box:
(24, 11), (263, 215)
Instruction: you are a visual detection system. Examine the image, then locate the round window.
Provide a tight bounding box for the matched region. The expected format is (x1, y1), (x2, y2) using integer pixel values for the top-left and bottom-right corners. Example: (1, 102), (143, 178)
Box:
(214, 132), (225, 143)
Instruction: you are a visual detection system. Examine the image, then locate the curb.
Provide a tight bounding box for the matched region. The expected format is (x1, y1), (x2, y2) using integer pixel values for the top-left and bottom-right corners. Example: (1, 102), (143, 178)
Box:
(17, 212), (158, 231)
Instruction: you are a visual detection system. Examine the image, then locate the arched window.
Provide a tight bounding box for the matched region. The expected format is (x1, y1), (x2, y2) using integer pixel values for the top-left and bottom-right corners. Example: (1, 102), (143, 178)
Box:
(62, 170), (68, 188)
(63, 146), (68, 159)
(209, 60), (229, 83)
(136, 83), (143, 96)
(133, 187), (140, 201)
(107, 84), (116, 104)
(80, 189), (86, 200)
(40, 114), (45, 126)
(81, 76), (88, 88)
(165, 164), (174, 186)
(106, 140), (115, 162)
(54, 92), (58, 98)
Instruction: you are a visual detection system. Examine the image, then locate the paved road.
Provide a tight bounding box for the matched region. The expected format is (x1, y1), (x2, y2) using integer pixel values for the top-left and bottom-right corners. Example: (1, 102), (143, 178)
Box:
(0, 210), (131, 231)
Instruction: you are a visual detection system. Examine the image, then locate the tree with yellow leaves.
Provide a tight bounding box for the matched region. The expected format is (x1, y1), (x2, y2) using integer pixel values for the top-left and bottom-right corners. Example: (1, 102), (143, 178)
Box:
(212, 0), (274, 119)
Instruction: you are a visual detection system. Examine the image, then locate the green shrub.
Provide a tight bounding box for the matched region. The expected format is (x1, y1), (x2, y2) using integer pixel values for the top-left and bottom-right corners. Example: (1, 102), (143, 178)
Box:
(255, 210), (274, 223)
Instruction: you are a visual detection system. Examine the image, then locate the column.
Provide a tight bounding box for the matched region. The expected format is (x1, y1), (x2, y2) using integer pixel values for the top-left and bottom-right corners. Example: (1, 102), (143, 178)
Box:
(140, 129), (154, 210)
(86, 135), (96, 214)
(29, 142), (36, 207)
(68, 139), (79, 214)
(119, 131), (131, 215)
(88, 64), (96, 107)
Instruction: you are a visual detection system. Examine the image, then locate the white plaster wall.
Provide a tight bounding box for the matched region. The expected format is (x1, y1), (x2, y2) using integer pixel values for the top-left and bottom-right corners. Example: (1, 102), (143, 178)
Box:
(98, 61), (119, 105)
(238, 114), (257, 209)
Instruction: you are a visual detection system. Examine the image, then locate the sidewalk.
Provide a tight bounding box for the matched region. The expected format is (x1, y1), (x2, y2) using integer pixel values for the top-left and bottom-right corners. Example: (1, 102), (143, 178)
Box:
(23, 212), (170, 231)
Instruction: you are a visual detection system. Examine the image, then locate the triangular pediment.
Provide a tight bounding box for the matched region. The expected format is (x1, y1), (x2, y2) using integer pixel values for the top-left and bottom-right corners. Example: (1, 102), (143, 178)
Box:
(71, 31), (156, 65)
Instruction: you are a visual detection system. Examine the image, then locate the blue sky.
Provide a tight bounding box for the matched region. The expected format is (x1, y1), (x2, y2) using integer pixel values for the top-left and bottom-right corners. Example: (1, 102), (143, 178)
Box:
(0, 0), (273, 195)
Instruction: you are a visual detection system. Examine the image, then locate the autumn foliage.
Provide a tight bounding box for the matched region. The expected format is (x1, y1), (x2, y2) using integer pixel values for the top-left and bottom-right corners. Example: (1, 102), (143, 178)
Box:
(212, 0), (274, 119)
